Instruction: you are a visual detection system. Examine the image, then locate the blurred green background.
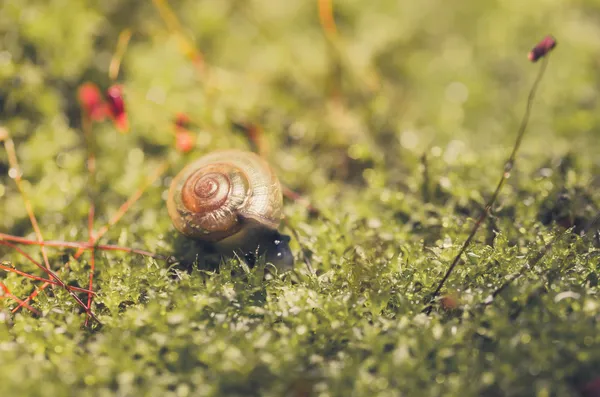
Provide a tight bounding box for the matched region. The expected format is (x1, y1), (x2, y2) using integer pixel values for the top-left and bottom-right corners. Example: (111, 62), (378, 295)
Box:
(1, 0), (599, 396)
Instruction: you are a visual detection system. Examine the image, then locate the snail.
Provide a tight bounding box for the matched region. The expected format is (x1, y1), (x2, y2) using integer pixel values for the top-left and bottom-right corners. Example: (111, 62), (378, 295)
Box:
(167, 150), (293, 269)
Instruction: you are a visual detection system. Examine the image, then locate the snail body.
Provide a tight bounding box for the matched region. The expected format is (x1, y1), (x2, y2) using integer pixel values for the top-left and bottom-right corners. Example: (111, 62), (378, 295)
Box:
(167, 150), (292, 268)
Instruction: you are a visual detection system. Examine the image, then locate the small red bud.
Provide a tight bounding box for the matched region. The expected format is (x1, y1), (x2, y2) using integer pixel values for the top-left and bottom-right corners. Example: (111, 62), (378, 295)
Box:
(174, 113), (191, 132)
(528, 35), (557, 62)
(441, 294), (459, 311)
(106, 85), (129, 133)
(77, 83), (107, 122)
(175, 131), (195, 153)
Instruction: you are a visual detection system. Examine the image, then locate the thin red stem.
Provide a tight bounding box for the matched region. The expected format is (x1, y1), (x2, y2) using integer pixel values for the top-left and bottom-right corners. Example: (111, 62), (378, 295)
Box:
(2, 135), (99, 320)
(0, 282), (40, 315)
(13, 161), (168, 313)
(317, 0), (338, 40)
(0, 264), (93, 294)
(424, 56), (551, 313)
(83, 112), (97, 326)
(0, 232), (160, 258)
(91, 160), (169, 249)
(3, 138), (52, 272)
(0, 240), (99, 321)
(0, 240), (89, 290)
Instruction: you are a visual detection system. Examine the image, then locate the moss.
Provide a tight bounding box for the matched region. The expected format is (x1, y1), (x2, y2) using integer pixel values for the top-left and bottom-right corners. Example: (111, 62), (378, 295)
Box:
(1, 0), (599, 396)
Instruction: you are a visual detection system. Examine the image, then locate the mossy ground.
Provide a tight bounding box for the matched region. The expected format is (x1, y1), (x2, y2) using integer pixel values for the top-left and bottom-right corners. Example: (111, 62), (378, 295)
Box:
(1, 1), (600, 396)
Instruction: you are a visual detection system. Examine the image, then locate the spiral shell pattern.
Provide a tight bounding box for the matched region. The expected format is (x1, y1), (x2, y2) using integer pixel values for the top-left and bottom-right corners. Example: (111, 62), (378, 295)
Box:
(167, 150), (283, 242)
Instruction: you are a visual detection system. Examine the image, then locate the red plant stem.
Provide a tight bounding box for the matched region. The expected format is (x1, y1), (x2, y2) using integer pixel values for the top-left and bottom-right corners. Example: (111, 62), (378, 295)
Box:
(89, 160), (169, 251)
(0, 264), (93, 294)
(424, 55), (551, 314)
(0, 233), (161, 258)
(82, 111), (97, 326)
(3, 138), (52, 272)
(12, 161), (169, 313)
(0, 240), (99, 322)
(0, 240), (89, 288)
(317, 0), (338, 40)
(0, 282), (40, 315)
(2, 134), (98, 319)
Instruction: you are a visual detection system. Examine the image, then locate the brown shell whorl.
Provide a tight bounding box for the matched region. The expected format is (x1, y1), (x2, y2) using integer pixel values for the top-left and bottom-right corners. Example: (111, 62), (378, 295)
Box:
(181, 168), (231, 214)
(167, 150), (283, 245)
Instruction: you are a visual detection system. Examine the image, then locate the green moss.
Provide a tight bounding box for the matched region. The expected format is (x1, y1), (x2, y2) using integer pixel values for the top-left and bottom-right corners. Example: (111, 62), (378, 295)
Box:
(1, 0), (599, 396)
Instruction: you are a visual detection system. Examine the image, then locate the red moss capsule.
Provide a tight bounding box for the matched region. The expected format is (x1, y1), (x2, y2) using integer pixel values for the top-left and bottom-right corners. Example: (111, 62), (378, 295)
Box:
(77, 83), (108, 122)
(528, 35), (557, 62)
(172, 113), (195, 153)
(440, 293), (459, 311)
(106, 84), (129, 133)
(174, 113), (191, 131)
(175, 131), (195, 153)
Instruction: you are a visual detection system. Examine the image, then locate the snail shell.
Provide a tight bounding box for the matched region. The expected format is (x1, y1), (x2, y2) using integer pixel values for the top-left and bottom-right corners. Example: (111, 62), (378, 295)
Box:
(167, 150), (283, 251)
